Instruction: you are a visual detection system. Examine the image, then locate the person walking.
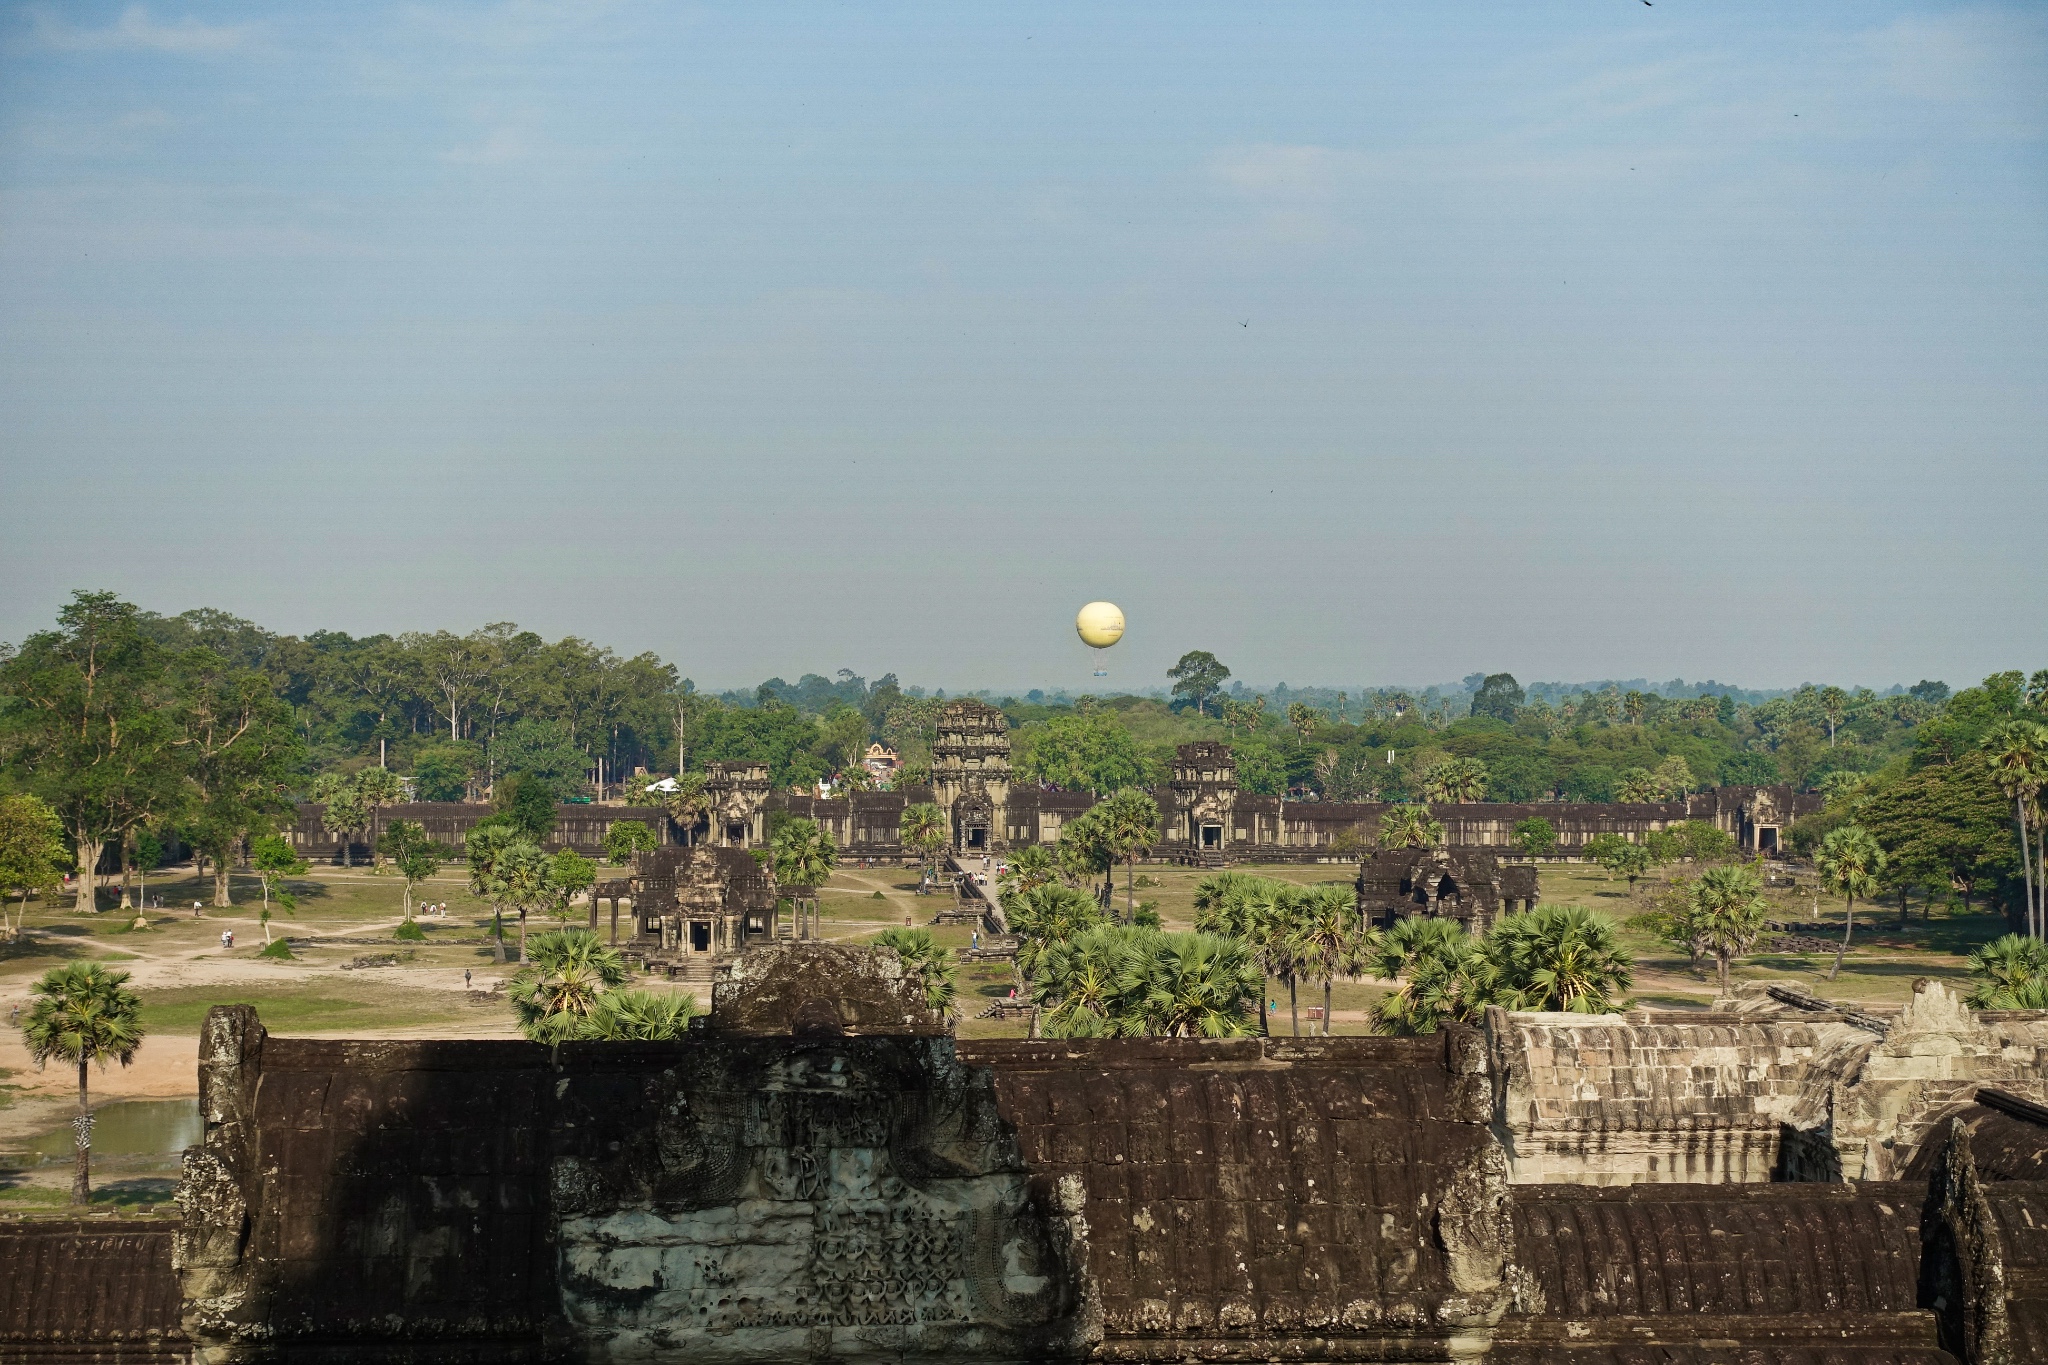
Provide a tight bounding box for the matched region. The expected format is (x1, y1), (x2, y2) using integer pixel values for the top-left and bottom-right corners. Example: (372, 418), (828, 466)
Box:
(464, 968), (472, 991)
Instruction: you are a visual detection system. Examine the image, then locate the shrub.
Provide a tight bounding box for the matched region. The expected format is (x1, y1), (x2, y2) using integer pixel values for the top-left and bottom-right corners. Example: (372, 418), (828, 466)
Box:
(394, 920), (427, 942)
(258, 938), (294, 960)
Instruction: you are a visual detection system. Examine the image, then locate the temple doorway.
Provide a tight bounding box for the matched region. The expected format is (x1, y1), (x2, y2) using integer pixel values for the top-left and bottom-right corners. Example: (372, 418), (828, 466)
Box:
(690, 921), (711, 952)
(1201, 823), (1223, 849)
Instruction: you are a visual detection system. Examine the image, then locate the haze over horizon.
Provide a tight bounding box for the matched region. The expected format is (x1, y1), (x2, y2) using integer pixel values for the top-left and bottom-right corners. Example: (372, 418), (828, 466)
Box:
(3, 2), (2043, 691)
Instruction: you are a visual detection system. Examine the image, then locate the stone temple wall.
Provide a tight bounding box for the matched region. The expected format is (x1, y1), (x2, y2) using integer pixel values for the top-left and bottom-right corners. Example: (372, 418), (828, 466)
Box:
(168, 1002), (1514, 1364)
(1486, 1006), (1878, 1185)
(955, 1032), (1510, 1361)
(1492, 1181), (1945, 1362)
(1487, 983), (2048, 1188)
(0, 1219), (187, 1363)
(11, 954), (2048, 1362)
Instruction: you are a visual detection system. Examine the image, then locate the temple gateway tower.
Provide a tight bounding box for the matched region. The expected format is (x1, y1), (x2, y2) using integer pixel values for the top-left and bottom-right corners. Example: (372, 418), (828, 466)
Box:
(930, 699), (1011, 854)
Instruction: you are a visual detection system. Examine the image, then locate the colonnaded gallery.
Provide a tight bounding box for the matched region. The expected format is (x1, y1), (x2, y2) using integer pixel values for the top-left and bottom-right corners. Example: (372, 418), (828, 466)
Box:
(281, 699), (1819, 868)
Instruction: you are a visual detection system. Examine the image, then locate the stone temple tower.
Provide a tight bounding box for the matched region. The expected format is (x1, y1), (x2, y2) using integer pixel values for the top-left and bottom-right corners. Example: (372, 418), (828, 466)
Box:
(930, 699), (1011, 854)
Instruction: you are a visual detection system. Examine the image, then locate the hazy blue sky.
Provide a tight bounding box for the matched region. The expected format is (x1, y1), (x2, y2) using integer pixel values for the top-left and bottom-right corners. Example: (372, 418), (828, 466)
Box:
(2, 3), (2043, 693)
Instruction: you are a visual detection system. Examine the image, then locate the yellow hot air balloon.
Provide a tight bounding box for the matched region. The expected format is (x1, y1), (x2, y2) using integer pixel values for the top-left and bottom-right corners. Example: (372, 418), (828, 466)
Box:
(1076, 602), (1125, 649)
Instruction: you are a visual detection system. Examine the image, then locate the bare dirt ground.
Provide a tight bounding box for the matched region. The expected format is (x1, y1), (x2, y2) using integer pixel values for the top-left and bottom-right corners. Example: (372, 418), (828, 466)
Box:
(0, 860), (964, 1148)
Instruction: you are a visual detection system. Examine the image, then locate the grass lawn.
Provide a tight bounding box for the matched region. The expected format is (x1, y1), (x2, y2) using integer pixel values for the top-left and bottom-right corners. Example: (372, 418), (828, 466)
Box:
(1001, 858), (2005, 1023)
(8, 849), (2004, 1047)
(1534, 859), (2003, 1009)
(133, 981), (491, 1035)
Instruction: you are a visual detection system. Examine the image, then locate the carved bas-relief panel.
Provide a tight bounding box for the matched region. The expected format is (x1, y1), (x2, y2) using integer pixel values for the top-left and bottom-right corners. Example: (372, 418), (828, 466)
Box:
(550, 1037), (1089, 1364)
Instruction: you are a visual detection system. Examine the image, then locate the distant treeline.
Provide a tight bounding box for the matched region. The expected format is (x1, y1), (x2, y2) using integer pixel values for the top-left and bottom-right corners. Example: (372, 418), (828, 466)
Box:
(0, 594), (1985, 808)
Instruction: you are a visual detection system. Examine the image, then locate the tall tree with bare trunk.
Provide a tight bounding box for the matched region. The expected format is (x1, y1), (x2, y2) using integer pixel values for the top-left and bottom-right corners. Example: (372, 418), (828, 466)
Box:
(0, 592), (183, 914)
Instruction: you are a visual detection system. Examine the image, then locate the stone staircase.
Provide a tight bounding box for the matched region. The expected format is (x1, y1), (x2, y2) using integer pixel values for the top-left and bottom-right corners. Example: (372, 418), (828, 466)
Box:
(635, 953), (725, 987)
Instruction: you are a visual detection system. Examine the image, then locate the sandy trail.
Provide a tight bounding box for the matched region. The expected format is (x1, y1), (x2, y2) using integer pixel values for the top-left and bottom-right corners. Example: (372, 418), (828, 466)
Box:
(0, 881), (935, 1147)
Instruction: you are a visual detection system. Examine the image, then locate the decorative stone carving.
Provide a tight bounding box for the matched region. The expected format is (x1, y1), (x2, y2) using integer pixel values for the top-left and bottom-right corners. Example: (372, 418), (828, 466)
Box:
(930, 701), (1012, 855)
(552, 987), (1089, 1362)
(709, 941), (945, 1037)
(703, 762), (771, 848)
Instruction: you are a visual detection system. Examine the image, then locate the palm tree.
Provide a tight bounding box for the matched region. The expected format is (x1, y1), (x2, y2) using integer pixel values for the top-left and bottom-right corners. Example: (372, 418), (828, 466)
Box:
(490, 839), (557, 964)
(583, 987), (696, 1039)
(1287, 703), (1324, 742)
(898, 802), (947, 892)
(1421, 759), (1489, 804)
(1056, 805), (1119, 907)
(1817, 686), (1849, 746)
(1191, 871), (1266, 935)
(1688, 863), (1771, 994)
(1367, 916), (1480, 1035)
(1241, 881), (1305, 1035)
(1097, 788), (1160, 920)
(1615, 768), (1658, 802)
(353, 766), (406, 868)
(1142, 932), (1262, 1037)
(1032, 924), (1150, 1037)
(1379, 804), (1444, 850)
(20, 962), (145, 1204)
(311, 772), (368, 869)
(647, 771), (712, 845)
(1004, 882), (1105, 978)
(875, 926), (959, 1016)
(1288, 885), (1370, 1036)
(1483, 905), (1634, 1013)
(1188, 873), (1297, 1034)
(1982, 720), (2046, 939)
(1965, 934), (2048, 1009)
(996, 845), (1059, 902)
(1815, 824), (1886, 981)
(508, 928), (629, 1041)
(771, 818), (839, 940)
(466, 822), (519, 963)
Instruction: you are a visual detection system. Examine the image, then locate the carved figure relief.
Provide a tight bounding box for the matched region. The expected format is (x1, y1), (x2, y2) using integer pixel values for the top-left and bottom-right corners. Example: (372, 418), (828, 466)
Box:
(552, 1037), (1085, 1362)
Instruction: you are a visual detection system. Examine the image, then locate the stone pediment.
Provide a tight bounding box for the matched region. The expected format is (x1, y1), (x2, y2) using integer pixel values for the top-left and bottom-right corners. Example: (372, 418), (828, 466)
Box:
(711, 942), (948, 1037)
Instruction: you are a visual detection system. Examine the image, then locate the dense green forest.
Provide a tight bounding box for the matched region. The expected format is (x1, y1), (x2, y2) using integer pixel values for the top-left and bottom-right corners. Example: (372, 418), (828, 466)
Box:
(3, 592), (2043, 925)
(0, 593), (2007, 803)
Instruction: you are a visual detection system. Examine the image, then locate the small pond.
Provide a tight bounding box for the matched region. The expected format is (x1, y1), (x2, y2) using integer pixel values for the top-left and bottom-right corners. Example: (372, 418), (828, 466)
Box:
(23, 1097), (203, 1168)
